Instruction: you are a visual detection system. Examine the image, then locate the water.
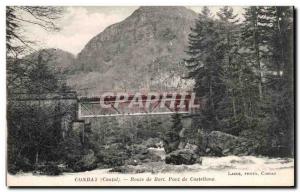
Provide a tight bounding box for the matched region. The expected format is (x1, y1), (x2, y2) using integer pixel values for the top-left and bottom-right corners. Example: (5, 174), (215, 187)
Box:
(7, 155), (294, 186)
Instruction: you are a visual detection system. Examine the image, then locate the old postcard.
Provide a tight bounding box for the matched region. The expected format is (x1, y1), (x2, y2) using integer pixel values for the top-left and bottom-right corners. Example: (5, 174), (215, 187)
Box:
(6, 6), (295, 187)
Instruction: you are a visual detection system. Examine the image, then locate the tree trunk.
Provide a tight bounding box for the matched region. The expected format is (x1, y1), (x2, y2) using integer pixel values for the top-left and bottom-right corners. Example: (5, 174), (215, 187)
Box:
(253, 8), (263, 100)
(35, 151), (39, 164)
(232, 94), (237, 119)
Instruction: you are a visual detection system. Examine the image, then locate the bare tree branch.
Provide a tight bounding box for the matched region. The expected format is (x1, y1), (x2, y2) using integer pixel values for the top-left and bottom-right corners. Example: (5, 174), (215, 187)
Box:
(6, 6), (64, 56)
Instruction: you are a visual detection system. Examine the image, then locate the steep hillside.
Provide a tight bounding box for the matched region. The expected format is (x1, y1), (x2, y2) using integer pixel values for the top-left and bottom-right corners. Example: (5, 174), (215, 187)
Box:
(68, 6), (197, 95)
(26, 48), (75, 74)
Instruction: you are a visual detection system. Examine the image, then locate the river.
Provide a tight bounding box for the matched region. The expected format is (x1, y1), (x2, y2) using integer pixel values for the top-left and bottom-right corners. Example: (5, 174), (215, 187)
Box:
(7, 155), (294, 186)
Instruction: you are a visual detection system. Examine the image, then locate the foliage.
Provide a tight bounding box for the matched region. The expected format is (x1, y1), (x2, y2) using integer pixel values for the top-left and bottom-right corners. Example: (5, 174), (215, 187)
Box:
(7, 6), (63, 56)
(185, 6), (294, 156)
(162, 114), (182, 153)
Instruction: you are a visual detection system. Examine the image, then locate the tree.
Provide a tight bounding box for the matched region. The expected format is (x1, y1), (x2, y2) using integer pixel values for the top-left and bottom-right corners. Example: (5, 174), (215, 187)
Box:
(7, 6), (63, 56)
(7, 50), (66, 95)
(184, 7), (225, 132)
(241, 7), (267, 100)
(184, 6), (294, 157)
(260, 7), (294, 155)
(216, 7), (241, 129)
(7, 6), (64, 95)
(163, 113), (182, 153)
(6, 6), (77, 174)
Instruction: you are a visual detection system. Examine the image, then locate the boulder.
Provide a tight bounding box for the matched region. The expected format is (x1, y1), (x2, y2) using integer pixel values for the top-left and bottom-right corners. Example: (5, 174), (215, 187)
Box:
(165, 149), (199, 165)
(126, 148), (162, 165)
(124, 144), (164, 166)
(184, 143), (199, 153)
(164, 141), (180, 154)
(206, 131), (254, 156)
(148, 147), (166, 160)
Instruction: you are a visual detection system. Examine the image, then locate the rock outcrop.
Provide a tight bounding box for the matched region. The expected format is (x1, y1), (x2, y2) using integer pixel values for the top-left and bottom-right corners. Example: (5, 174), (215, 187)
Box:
(125, 144), (163, 166)
(165, 149), (200, 165)
(206, 131), (255, 156)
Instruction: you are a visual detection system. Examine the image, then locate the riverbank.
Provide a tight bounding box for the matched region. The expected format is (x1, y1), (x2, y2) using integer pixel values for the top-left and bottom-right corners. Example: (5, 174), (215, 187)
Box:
(7, 156), (294, 186)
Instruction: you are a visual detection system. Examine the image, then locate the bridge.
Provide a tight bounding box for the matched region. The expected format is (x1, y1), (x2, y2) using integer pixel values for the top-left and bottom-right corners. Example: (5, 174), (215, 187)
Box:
(8, 92), (204, 120)
(8, 91), (203, 142)
(78, 92), (203, 118)
(9, 91), (204, 118)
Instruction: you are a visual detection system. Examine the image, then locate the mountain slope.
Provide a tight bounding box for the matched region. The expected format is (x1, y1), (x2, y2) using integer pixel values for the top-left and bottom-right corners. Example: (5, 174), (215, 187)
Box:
(68, 6), (197, 95)
(27, 48), (75, 73)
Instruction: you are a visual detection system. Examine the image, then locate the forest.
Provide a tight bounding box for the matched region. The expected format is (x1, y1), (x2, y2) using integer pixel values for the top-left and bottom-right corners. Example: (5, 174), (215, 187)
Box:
(6, 6), (294, 175)
(184, 6), (294, 156)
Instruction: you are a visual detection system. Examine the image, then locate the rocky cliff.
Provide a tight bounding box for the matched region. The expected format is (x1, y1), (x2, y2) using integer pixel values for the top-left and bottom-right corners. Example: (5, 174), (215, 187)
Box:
(67, 6), (197, 95)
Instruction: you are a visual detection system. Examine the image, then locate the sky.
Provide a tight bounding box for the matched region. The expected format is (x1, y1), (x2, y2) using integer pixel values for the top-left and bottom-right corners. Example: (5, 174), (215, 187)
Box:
(23, 6), (245, 56)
